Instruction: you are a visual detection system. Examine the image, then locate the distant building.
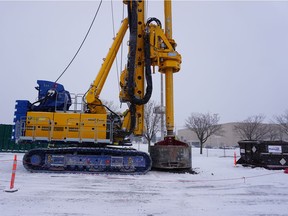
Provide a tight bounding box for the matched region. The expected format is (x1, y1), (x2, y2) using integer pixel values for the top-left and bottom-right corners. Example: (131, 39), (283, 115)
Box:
(177, 122), (288, 148)
(177, 123), (241, 148)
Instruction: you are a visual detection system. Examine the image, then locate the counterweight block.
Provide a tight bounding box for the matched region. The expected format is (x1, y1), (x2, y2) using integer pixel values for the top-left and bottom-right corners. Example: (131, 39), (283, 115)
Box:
(150, 137), (191, 170)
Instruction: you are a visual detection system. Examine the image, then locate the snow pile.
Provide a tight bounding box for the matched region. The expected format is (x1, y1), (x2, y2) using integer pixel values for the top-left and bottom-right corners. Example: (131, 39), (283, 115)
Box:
(0, 147), (287, 216)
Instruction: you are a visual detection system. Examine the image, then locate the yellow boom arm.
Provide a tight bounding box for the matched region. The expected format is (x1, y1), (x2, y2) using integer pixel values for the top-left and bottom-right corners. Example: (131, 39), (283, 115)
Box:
(86, 0), (181, 138)
(85, 18), (129, 114)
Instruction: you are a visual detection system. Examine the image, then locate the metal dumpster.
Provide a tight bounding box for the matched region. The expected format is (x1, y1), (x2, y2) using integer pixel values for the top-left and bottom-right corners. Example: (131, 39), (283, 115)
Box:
(237, 140), (288, 169)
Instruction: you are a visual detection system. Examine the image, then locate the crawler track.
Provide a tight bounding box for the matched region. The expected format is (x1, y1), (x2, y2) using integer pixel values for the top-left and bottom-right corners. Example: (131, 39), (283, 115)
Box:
(23, 147), (152, 174)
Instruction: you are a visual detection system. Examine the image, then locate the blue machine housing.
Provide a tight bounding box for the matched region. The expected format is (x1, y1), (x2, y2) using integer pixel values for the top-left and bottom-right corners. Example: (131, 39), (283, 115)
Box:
(13, 100), (30, 140)
(13, 80), (72, 141)
(30, 80), (72, 112)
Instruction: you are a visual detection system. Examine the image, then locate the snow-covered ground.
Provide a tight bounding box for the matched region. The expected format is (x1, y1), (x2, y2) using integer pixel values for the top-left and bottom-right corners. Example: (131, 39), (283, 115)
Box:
(0, 146), (287, 216)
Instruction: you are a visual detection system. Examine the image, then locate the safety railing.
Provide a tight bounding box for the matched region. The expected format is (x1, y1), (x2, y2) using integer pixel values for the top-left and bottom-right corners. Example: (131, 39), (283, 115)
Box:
(54, 92), (86, 113)
(15, 116), (114, 145)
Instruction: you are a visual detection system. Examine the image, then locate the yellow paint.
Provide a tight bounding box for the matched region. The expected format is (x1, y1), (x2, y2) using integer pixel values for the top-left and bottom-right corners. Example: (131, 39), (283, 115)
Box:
(25, 112), (108, 142)
(86, 18), (129, 114)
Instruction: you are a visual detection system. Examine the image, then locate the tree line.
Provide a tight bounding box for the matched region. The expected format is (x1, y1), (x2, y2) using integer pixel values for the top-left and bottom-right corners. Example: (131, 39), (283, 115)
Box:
(142, 101), (288, 154)
(185, 112), (288, 154)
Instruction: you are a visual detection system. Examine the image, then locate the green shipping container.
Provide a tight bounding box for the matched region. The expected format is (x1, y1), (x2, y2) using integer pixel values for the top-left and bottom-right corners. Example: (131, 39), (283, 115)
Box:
(0, 124), (48, 152)
(0, 124), (13, 151)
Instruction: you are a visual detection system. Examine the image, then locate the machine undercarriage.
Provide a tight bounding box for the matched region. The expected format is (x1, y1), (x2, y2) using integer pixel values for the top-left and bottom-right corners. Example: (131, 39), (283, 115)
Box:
(23, 147), (151, 174)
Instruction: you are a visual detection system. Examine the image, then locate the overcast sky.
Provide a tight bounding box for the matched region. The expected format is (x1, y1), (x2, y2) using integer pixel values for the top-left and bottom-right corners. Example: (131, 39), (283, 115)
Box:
(1, 0), (288, 130)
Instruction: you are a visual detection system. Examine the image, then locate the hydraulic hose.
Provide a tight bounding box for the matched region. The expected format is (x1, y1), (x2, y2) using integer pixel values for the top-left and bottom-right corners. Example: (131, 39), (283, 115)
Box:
(127, 1), (152, 106)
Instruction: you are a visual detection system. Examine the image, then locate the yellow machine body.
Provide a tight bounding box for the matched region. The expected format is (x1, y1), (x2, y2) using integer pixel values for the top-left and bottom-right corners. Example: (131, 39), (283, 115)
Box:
(24, 112), (109, 143)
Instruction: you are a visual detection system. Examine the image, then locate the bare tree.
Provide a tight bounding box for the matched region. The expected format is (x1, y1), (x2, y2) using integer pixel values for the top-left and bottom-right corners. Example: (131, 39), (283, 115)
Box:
(266, 124), (283, 141)
(234, 114), (269, 140)
(185, 113), (222, 154)
(275, 110), (288, 137)
(144, 100), (161, 152)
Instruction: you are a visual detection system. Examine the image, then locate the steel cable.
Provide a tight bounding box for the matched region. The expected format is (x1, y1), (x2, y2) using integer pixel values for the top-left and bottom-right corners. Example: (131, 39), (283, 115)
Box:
(54, 0), (103, 83)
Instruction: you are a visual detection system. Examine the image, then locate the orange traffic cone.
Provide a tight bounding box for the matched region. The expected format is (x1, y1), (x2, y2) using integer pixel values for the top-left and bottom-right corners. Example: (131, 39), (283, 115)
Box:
(5, 154), (18, 193)
(234, 152), (237, 166)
